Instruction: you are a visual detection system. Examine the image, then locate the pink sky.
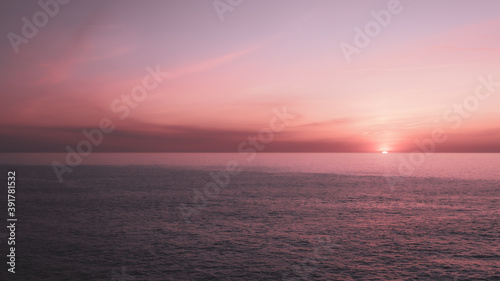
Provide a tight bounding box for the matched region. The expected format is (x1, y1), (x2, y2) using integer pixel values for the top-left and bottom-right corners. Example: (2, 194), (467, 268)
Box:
(1, 0), (500, 152)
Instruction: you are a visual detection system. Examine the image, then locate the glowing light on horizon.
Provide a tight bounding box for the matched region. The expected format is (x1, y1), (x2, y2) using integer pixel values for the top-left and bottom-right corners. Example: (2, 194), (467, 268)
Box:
(382, 151), (388, 154)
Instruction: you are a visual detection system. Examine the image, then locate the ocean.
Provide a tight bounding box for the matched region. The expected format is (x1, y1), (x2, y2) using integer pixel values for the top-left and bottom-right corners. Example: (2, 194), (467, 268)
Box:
(0, 153), (498, 280)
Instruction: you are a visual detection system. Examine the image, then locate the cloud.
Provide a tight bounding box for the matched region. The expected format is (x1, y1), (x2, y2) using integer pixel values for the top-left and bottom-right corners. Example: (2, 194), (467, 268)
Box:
(169, 44), (263, 79)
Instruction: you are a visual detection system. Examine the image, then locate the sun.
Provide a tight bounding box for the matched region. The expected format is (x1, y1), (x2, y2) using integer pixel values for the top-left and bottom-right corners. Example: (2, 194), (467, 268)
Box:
(382, 151), (388, 154)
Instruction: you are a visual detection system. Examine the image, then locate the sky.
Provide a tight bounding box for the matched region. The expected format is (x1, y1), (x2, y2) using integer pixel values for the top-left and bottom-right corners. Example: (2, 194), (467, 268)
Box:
(1, 0), (500, 152)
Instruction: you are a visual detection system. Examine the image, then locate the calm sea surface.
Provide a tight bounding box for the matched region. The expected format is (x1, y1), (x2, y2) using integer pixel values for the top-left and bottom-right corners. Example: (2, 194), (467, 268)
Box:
(0, 153), (498, 280)
(2, 153), (500, 180)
